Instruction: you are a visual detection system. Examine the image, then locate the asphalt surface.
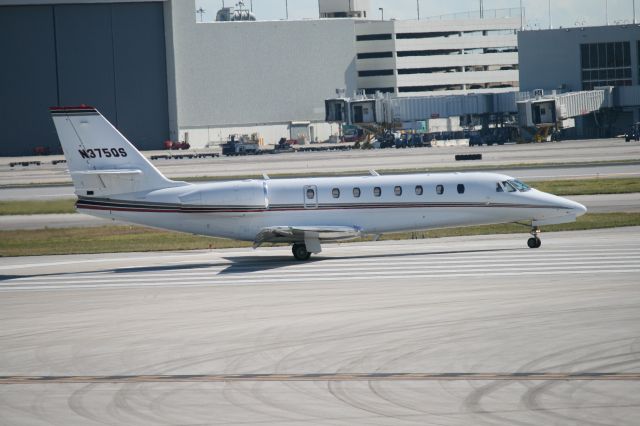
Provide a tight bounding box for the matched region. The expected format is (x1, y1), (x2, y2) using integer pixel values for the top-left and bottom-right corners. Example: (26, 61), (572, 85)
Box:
(1, 228), (639, 425)
(1, 138), (639, 186)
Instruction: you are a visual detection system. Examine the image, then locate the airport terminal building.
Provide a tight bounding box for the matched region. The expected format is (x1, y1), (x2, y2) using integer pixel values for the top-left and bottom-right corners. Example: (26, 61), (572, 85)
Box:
(2, 0), (637, 155)
(519, 24), (640, 137)
(0, 0), (521, 155)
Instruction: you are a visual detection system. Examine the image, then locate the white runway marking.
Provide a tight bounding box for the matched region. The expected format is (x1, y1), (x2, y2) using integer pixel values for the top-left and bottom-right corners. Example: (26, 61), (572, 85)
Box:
(2, 243), (639, 292)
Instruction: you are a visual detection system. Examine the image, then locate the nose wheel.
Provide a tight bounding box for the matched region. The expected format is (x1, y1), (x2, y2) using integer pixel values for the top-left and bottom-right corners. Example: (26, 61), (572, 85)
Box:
(527, 226), (542, 249)
(292, 243), (312, 261)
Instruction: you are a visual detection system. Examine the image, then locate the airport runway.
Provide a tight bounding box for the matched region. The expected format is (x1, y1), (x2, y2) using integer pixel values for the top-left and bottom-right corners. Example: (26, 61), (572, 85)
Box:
(1, 228), (639, 425)
(1, 138), (639, 186)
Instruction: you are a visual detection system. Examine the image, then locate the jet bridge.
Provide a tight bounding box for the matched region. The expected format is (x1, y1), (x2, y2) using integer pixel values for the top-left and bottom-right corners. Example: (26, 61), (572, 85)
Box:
(517, 88), (611, 141)
(325, 88), (610, 142)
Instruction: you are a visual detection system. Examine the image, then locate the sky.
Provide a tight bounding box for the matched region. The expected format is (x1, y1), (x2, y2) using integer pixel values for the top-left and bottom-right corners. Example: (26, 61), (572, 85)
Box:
(195, 0), (637, 29)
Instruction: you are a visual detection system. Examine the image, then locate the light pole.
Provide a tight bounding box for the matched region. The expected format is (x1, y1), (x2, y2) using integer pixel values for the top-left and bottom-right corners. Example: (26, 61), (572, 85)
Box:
(548, 0), (552, 29)
(519, 0), (524, 30)
(606, 0), (609, 25)
(480, 0), (484, 18)
(196, 7), (206, 22)
(379, 7), (384, 21)
(417, 0), (420, 20)
(634, 0), (637, 24)
(285, 0), (288, 20)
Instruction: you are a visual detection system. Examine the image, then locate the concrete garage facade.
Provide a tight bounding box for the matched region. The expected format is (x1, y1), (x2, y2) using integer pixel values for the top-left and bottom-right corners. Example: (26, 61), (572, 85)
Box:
(0, 0), (170, 156)
(164, 0), (358, 147)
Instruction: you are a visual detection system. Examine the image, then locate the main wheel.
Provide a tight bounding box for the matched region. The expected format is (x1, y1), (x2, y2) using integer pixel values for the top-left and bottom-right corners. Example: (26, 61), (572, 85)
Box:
(292, 243), (311, 261)
(527, 237), (541, 249)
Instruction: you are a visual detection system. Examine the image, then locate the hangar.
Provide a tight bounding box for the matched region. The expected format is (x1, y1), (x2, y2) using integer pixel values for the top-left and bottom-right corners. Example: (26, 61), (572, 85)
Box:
(0, 0), (170, 156)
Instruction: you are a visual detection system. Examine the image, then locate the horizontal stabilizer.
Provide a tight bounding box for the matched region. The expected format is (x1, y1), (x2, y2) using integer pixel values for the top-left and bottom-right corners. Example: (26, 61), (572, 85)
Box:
(71, 169), (143, 177)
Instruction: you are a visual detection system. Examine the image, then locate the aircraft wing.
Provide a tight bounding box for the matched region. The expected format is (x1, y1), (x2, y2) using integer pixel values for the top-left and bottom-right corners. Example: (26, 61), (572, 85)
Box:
(253, 225), (362, 252)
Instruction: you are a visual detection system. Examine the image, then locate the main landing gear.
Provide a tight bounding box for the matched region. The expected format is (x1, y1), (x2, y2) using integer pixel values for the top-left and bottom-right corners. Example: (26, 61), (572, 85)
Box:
(292, 243), (312, 261)
(527, 226), (542, 249)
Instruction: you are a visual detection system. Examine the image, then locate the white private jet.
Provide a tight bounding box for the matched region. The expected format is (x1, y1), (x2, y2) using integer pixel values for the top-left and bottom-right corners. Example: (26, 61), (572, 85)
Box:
(50, 106), (587, 260)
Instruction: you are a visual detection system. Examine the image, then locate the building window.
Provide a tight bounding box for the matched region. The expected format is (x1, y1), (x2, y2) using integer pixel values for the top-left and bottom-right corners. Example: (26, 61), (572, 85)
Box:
(581, 42), (632, 90)
(332, 188), (340, 199)
(373, 187), (382, 197)
(394, 186), (403, 196)
(415, 185), (423, 195)
(364, 88), (395, 95)
(396, 31), (458, 39)
(353, 187), (361, 198)
(457, 184), (465, 194)
(436, 185), (444, 195)
(356, 33), (392, 41)
(357, 51), (393, 59)
(397, 49), (461, 57)
(358, 69), (394, 77)
(398, 66), (462, 75)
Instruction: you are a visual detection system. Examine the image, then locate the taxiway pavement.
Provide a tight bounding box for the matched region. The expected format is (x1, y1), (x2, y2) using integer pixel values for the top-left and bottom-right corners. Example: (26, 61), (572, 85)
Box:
(0, 228), (639, 425)
(1, 138), (639, 186)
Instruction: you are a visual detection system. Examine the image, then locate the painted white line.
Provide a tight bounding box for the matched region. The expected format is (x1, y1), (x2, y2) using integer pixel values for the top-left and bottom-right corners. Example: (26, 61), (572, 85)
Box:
(6, 263), (639, 286)
(2, 269), (639, 292)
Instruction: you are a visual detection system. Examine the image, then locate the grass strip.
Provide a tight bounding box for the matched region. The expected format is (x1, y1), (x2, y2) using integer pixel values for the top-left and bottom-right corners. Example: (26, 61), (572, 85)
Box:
(528, 178), (640, 196)
(0, 199), (76, 215)
(1, 213), (638, 257)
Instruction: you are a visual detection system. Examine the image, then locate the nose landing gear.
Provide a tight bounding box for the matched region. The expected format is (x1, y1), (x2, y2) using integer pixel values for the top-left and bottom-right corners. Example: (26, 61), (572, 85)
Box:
(527, 226), (542, 249)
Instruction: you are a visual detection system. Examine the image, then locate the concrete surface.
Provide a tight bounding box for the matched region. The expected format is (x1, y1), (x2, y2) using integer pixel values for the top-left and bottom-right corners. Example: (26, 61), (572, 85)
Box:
(0, 228), (639, 425)
(1, 138), (639, 186)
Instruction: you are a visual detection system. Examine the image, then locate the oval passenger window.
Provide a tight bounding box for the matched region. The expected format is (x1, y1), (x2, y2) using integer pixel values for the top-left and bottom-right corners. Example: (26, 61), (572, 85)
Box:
(374, 187), (381, 197)
(436, 185), (444, 195)
(306, 189), (315, 199)
(457, 184), (465, 194)
(353, 187), (361, 198)
(415, 185), (423, 196)
(332, 188), (340, 198)
(394, 186), (402, 196)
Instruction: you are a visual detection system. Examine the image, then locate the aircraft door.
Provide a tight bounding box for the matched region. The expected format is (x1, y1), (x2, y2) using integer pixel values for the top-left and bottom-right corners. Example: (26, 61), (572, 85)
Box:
(304, 185), (318, 209)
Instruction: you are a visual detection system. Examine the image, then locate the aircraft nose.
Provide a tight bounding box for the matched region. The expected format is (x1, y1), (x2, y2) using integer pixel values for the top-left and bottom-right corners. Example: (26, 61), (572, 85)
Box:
(566, 199), (587, 217)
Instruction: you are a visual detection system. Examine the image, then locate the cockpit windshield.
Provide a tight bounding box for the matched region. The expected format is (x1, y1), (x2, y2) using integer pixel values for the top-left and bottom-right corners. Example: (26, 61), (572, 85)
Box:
(501, 179), (531, 192)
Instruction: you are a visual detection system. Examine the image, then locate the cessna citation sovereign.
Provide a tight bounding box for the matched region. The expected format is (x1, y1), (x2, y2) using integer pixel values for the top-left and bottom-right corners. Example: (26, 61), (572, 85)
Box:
(50, 106), (587, 261)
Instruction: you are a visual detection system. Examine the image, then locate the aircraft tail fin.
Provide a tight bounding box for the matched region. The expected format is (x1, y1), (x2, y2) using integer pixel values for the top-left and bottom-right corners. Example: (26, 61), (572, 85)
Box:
(50, 106), (184, 197)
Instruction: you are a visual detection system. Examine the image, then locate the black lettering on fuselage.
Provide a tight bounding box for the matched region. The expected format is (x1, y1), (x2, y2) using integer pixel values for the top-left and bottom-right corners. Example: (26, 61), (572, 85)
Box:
(78, 148), (128, 159)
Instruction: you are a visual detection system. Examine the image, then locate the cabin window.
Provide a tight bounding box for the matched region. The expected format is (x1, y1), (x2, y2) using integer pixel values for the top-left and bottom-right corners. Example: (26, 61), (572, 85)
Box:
(353, 187), (361, 198)
(436, 185), (444, 195)
(509, 179), (531, 192)
(306, 188), (315, 199)
(394, 186), (403, 196)
(332, 188), (341, 198)
(457, 184), (465, 194)
(502, 181), (517, 192)
(374, 187), (382, 197)
(415, 185), (423, 195)
(496, 183), (504, 192)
